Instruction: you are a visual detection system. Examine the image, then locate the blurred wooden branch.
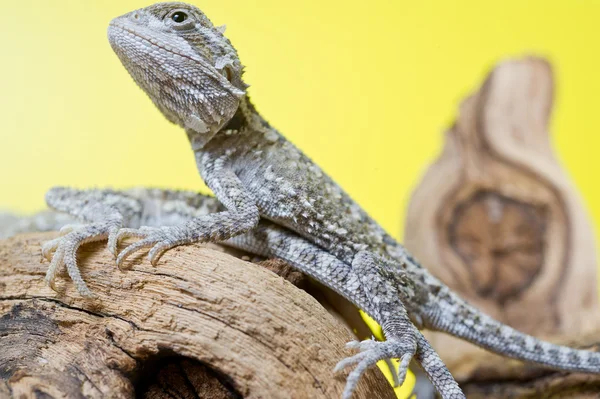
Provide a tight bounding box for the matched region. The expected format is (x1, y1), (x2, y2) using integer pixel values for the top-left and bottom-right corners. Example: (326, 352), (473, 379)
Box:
(404, 56), (600, 396)
(0, 232), (394, 399)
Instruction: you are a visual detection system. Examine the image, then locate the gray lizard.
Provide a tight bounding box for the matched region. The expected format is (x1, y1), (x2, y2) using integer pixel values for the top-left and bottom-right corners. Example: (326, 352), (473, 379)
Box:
(38, 3), (600, 399)
(40, 187), (460, 398)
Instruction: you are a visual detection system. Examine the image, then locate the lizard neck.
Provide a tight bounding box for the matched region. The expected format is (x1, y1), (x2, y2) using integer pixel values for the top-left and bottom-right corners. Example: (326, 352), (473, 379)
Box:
(192, 94), (281, 153)
(188, 95), (267, 151)
(222, 95), (273, 135)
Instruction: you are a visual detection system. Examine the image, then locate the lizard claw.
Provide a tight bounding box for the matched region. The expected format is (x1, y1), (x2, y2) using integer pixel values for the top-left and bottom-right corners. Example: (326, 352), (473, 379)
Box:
(115, 226), (188, 268)
(41, 224), (84, 260)
(42, 222), (120, 297)
(334, 338), (416, 399)
(112, 226), (158, 264)
(41, 237), (63, 261)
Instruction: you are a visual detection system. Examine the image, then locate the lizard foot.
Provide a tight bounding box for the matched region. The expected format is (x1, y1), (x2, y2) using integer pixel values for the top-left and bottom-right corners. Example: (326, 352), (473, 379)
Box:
(334, 338), (415, 399)
(42, 222), (119, 297)
(115, 225), (192, 267)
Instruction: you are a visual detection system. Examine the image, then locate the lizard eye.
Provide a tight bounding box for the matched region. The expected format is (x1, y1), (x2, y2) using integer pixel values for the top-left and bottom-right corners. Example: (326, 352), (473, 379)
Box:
(171, 11), (188, 23)
(165, 10), (195, 30)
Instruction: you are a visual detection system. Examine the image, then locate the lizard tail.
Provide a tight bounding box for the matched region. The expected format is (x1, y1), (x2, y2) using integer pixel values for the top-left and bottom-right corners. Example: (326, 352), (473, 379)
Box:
(425, 290), (600, 373)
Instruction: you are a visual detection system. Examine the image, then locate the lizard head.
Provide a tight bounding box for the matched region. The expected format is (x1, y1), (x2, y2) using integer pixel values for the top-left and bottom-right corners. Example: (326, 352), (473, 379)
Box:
(108, 2), (247, 149)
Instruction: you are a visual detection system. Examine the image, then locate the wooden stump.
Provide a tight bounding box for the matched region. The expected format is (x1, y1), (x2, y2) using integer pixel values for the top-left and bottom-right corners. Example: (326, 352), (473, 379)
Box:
(0, 232), (395, 398)
(403, 56), (600, 387)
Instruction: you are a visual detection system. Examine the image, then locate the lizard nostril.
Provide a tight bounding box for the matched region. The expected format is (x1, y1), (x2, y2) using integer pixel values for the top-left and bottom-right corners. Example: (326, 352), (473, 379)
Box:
(133, 13), (139, 20)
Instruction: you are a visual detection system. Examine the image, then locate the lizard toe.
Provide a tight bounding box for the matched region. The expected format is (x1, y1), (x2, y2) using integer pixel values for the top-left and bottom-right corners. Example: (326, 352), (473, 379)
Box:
(45, 245), (65, 290)
(114, 227), (151, 244)
(147, 241), (172, 266)
(113, 227), (166, 264)
(41, 222), (116, 297)
(115, 236), (156, 268)
(335, 338), (416, 399)
(41, 237), (62, 260)
(116, 226), (196, 267)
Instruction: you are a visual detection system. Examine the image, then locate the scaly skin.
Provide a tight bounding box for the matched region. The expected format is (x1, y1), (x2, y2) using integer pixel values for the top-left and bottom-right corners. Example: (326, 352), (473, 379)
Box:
(40, 187), (463, 398)
(38, 3), (600, 398)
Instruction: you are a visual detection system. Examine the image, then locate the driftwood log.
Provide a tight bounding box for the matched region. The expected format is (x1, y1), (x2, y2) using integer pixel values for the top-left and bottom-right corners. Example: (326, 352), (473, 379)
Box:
(404, 57), (600, 396)
(0, 232), (395, 398)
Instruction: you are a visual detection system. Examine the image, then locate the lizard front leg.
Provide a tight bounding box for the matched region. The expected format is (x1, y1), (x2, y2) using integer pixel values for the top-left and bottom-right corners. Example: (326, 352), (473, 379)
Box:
(115, 158), (259, 267)
(43, 187), (224, 296)
(43, 187), (142, 296)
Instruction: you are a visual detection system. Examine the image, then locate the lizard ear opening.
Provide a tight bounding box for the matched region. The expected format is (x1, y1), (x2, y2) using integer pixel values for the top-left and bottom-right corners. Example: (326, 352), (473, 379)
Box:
(223, 66), (233, 83)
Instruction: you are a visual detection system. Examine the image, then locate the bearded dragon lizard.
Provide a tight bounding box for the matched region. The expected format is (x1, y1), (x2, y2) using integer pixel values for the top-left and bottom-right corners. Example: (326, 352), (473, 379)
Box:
(39, 3), (600, 398)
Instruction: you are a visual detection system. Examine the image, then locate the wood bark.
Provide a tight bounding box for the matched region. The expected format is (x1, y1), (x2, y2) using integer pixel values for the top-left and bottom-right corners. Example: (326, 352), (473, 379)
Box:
(0, 232), (395, 399)
(404, 56), (600, 394)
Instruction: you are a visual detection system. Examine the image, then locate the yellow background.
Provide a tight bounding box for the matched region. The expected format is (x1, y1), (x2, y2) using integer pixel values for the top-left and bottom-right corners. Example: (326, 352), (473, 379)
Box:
(1, 0), (599, 239)
(1, 0), (599, 396)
